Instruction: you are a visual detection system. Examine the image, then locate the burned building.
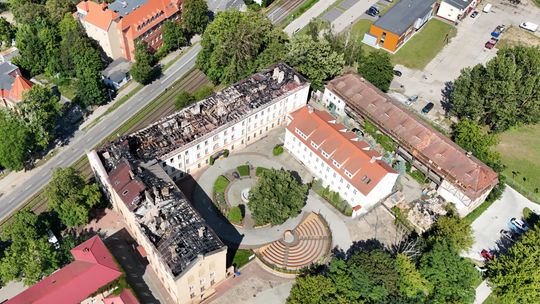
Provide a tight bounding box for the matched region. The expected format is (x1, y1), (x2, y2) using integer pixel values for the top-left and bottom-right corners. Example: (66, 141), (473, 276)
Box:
(125, 62), (310, 180)
(88, 140), (226, 304)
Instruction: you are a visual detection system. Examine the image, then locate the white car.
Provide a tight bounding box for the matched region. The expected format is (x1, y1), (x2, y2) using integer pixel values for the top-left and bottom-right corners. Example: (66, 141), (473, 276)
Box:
(520, 22), (539, 32)
(510, 218), (529, 232)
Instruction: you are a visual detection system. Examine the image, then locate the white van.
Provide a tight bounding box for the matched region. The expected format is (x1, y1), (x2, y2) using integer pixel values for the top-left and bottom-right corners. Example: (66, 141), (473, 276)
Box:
(483, 3), (492, 13)
(520, 22), (539, 32)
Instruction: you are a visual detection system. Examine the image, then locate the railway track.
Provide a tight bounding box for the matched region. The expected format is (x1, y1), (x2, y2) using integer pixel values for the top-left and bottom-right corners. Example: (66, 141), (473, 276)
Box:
(267, 0), (307, 24)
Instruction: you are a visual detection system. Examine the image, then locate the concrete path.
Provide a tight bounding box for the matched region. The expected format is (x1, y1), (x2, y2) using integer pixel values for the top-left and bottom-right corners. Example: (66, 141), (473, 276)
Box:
(463, 186), (540, 261)
(474, 280), (492, 304)
(284, 0), (340, 35)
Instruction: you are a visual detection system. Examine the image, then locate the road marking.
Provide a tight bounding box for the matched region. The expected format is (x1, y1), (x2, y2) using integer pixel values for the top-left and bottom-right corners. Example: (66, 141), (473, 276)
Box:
(162, 50), (199, 83)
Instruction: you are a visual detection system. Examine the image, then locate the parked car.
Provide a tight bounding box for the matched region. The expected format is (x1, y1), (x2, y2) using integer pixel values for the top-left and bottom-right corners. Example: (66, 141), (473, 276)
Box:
(491, 25), (506, 38)
(510, 218), (529, 232)
(481, 249), (494, 261)
(483, 3), (492, 13)
(520, 22), (539, 32)
(421, 102), (434, 114)
(366, 7), (379, 17)
(406, 95), (418, 105)
(485, 38), (498, 49)
(393, 70), (402, 77)
(470, 11), (479, 18)
(500, 229), (517, 241)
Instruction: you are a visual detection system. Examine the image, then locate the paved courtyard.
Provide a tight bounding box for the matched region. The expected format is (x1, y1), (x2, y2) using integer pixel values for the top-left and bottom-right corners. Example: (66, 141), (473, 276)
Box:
(390, 0), (540, 124)
(463, 186), (540, 261)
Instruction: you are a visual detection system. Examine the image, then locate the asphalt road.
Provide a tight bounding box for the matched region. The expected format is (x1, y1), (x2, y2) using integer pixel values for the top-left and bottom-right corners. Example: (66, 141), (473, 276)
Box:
(0, 44), (201, 221)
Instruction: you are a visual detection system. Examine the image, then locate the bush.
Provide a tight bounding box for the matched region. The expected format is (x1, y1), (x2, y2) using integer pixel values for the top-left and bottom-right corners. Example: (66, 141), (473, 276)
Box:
(272, 145), (284, 156)
(237, 165), (250, 176)
(312, 179), (353, 216)
(223, 149), (230, 157)
(214, 175), (230, 193)
(193, 85), (214, 101)
(228, 206), (243, 224)
(409, 169), (427, 184)
(256, 167), (269, 177)
(523, 207), (540, 227)
(209, 156), (215, 166)
(175, 91), (195, 110)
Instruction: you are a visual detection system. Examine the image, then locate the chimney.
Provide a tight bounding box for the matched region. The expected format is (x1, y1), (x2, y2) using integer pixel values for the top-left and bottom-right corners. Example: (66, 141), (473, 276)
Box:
(198, 227), (205, 238)
(370, 156), (376, 163)
(307, 105), (314, 114)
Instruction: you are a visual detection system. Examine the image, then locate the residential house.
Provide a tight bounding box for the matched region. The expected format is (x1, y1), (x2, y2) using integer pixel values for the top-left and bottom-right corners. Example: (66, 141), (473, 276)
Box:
(363, 0), (436, 52)
(102, 58), (132, 90)
(0, 61), (33, 110)
(7, 236), (133, 304)
(322, 72), (498, 215)
(284, 106), (399, 217)
(437, 0), (479, 22)
(75, 0), (182, 61)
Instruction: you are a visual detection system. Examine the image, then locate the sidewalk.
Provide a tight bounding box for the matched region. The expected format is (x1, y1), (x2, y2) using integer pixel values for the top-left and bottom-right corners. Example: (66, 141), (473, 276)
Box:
(284, 0), (340, 35)
(474, 280), (492, 304)
(330, 0), (378, 33)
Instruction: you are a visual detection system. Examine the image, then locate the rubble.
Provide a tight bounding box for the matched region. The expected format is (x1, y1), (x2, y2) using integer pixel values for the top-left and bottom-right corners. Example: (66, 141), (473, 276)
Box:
(406, 196), (449, 232)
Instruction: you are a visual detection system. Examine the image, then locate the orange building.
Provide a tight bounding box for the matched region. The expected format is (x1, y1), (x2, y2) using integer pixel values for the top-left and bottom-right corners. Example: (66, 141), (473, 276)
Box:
(362, 0), (436, 53)
(75, 0), (182, 61)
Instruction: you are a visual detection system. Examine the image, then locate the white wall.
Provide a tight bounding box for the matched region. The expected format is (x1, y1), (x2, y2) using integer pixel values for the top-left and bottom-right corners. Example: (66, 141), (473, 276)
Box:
(160, 85), (310, 179)
(437, 180), (491, 216)
(322, 88), (346, 115)
(436, 1), (461, 22)
(284, 128), (397, 217)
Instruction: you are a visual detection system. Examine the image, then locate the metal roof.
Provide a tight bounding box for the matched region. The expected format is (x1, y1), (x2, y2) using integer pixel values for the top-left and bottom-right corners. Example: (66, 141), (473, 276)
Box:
(442, 0), (474, 10)
(374, 0), (436, 36)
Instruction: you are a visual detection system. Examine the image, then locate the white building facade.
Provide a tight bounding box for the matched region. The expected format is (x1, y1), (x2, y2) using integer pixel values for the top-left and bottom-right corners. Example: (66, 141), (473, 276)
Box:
(284, 106), (399, 217)
(436, 0), (478, 23)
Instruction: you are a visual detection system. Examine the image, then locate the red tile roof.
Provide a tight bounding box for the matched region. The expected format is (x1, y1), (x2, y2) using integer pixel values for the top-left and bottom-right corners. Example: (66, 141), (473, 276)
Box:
(108, 161), (146, 211)
(287, 107), (396, 196)
(8, 236), (123, 304)
(10, 74), (33, 101)
(77, 1), (118, 31)
(326, 73), (498, 201)
(118, 0), (180, 40)
(103, 289), (140, 304)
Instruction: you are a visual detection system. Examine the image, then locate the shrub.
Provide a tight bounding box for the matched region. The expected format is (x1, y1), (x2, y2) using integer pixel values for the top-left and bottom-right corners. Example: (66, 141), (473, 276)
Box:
(209, 156), (215, 166)
(214, 175), (230, 193)
(228, 206), (243, 224)
(237, 165), (250, 177)
(193, 85), (214, 101)
(272, 145), (284, 156)
(312, 179), (353, 216)
(523, 207), (540, 227)
(223, 149), (230, 157)
(175, 91), (195, 110)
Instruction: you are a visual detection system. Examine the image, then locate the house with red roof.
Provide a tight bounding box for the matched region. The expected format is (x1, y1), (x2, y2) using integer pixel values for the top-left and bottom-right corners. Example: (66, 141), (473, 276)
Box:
(284, 106), (399, 217)
(75, 0), (182, 61)
(0, 62), (33, 110)
(103, 289), (139, 304)
(7, 236), (133, 304)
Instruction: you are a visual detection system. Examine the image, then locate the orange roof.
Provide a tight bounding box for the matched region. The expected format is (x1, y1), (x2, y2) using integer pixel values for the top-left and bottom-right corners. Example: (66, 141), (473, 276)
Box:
(10, 75), (32, 101)
(288, 107), (396, 196)
(326, 73), (499, 201)
(117, 0), (180, 40)
(78, 1), (118, 31)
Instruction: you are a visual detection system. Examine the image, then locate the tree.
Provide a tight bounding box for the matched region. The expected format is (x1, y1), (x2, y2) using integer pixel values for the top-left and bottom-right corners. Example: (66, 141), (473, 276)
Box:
(248, 168), (307, 225)
(286, 34), (345, 90)
(453, 119), (503, 171)
(348, 249), (401, 298)
(197, 10), (286, 85)
(358, 50), (394, 92)
(0, 17), (15, 45)
(488, 225), (540, 303)
(193, 85), (214, 100)
(419, 241), (480, 303)
(182, 0), (209, 34)
(45, 167), (102, 227)
(162, 20), (187, 53)
(426, 213), (474, 251)
(287, 275), (337, 304)
(45, 0), (74, 23)
(0, 110), (32, 171)
(449, 46), (540, 132)
(14, 23), (47, 75)
(19, 85), (61, 149)
(130, 42), (157, 85)
(175, 91), (195, 110)
(395, 253), (430, 299)
(0, 209), (60, 285)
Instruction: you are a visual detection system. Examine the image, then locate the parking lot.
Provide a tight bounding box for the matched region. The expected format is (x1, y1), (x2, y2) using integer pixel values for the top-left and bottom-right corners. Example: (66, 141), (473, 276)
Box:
(390, 0), (540, 124)
(463, 186), (540, 262)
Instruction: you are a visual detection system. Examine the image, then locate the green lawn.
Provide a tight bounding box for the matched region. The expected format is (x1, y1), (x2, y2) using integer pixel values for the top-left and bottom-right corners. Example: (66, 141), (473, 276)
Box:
(483, 293), (503, 304)
(236, 165), (250, 176)
(232, 249), (253, 269)
(351, 19), (373, 43)
(393, 19), (457, 69)
(228, 206), (243, 224)
(494, 124), (540, 203)
(214, 175), (230, 193)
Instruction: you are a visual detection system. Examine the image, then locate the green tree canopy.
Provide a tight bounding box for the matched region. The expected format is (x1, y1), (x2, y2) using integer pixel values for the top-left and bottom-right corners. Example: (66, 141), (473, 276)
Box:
(286, 34), (345, 90)
(287, 275), (337, 304)
(175, 91), (195, 110)
(197, 10), (286, 85)
(19, 85), (61, 149)
(45, 0), (74, 23)
(0, 17), (15, 45)
(44, 167), (102, 227)
(130, 42), (157, 85)
(395, 253), (431, 299)
(248, 168), (307, 225)
(0, 209), (60, 285)
(488, 225), (540, 303)
(419, 241), (480, 303)
(358, 50), (394, 92)
(453, 119), (503, 171)
(182, 0), (209, 34)
(426, 213), (474, 251)
(0, 110), (32, 171)
(162, 20), (187, 53)
(450, 46), (540, 132)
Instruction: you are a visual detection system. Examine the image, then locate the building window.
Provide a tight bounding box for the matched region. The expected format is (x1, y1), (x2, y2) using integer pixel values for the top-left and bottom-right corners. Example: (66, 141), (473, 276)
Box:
(344, 170), (353, 178)
(321, 150), (329, 158)
(332, 160), (341, 168)
(311, 141), (319, 149)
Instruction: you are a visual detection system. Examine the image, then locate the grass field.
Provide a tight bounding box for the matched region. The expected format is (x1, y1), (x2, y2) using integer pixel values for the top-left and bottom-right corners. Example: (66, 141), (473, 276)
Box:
(232, 249), (253, 268)
(393, 19), (457, 69)
(494, 124), (540, 203)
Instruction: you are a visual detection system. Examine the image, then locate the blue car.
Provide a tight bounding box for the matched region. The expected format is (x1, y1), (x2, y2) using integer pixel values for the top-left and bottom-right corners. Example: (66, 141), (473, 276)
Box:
(508, 218), (529, 234)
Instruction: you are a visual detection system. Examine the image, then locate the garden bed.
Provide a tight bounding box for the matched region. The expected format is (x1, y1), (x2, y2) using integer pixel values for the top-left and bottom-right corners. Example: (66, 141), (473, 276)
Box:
(312, 179), (353, 216)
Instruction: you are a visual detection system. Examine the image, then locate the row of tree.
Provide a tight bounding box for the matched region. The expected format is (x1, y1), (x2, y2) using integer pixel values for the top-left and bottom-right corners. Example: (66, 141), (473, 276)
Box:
(0, 166), (102, 285)
(197, 11), (395, 91)
(288, 211), (480, 303)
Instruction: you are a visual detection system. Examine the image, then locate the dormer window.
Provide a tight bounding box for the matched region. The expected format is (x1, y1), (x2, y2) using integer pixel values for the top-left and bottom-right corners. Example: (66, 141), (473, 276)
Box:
(344, 170), (353, 178)
(295, 128), (307, 140)
(310, 141), (319, 149)
(332, 159), (341, 168)
(321, 150), (329, 158)
(361, 175), (372, 185)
